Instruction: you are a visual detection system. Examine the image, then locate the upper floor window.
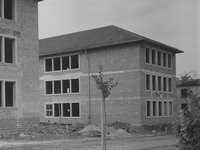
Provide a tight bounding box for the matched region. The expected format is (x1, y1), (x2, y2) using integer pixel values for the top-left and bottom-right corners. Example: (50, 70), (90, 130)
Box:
(45, 54), (79, 72)
(0, 36), (16, 64)
(151, 49), (156, 65)
(163, 52), (167, 67)
(0, 0), (16, 20)
(146, 74), (150, 90)
(157, 51), (161, 66)
(168, 54), (172, 68)
(145, 48), (150, 63)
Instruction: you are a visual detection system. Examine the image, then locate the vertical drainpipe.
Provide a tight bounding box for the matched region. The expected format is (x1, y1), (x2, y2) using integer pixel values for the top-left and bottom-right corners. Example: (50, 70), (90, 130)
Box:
(85, 49), (91, 123)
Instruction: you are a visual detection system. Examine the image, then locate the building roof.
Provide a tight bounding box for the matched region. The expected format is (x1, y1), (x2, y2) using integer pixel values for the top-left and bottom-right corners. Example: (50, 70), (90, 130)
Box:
(177, 79), (200, 87)
(39, 25), (183, 57)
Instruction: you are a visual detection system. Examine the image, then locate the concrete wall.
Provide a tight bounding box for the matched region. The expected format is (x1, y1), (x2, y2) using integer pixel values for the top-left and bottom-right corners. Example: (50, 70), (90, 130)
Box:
(0, 0), (39, 133)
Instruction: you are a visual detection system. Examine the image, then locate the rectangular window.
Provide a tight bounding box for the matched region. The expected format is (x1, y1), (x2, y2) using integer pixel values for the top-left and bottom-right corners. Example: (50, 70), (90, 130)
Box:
(181, 89), (187, 98)
(146, 74), (150, 90)
(5, 38), (14, 63)
(62, 56), (69, 70)
(145, 48), (150, 63)
(46, 81), (53, 94)
(0, 37), (2, 62)
(45, 59), (52, 72)
(151, 49), (156, 65)
(4, 0), (15, 20)
(0, 81), (2, 107)
(53, 57), (61, 71)
(158, 76), (162, 91)
(163, 53), (167, 67)
(54, 80), (61, 94)
(54, 103), (61, 117)
(72, 103), (80, 117)
(169, 102), (172, 116)
(153, 101), (157, 116)
(46, 104), (53, 117)
(5, 81), (15, 107)
(146, 101), (151, 117)
(71, 79), (79, 93)
(63, 103), (70, 117)
(158, 101), (162, 116)
(62, 80), (70, 93)
(157, 51), (161, 66)
(163, 77), (167, 92)
(152, 75), (156, 91)
(168, 54), (172, 68)
(168, 78), (172, 92)
(71, 55), (79, 69)
(164, 102), (167, 116)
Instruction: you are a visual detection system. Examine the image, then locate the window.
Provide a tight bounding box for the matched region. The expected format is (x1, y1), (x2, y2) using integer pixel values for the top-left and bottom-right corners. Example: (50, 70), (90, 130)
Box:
(45, 54), (79, 72)
(146, 101), (151, 117)
(46, 104), (53, 117)
(163, 77), (167, 92)
(168, 54), (172, 68)
(152, 75), (156, 91)
(157, 51), (161, 66)
(169, 102), (172, 116)
(181, 89), (187, 98)
(5, 81), (15, 107)
(145, 48), (150, 63)
(45, 78), (79, 95)
(146, 74), (150, 90)
(153, 101), (157, 116)
(158, 101), (162, 116)
(71, 79), (79, 93)
(168, 78), (172, 92)
(164, 102), (168, 116)
(45, 59), (52, 72)
(163, 53), (167, 67)
(0, 0), (15, 20)
(151, 49), (156, 65)
(158, 76), (162, 91)
(45, 102), (80, 118)
(0, 81), (2, 107)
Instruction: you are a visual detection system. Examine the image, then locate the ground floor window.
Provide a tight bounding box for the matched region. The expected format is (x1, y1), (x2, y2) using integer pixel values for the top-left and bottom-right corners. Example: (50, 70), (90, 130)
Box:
(45, 102), (80, 118)
(146, 100), (173, 117)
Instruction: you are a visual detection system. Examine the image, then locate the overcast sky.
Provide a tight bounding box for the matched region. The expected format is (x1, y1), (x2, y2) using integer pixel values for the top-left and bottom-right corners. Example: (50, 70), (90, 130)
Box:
(38, 0), (200, 77)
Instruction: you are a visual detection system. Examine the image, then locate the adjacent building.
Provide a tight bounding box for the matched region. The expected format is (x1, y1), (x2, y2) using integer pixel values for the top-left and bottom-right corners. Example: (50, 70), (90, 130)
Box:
(0, 0), (42, 134)
(39, 25), (183, 125)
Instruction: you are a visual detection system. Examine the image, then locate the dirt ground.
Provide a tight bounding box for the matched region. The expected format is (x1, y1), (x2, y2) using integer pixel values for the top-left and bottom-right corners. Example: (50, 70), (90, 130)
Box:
(0, 135), (178, 150)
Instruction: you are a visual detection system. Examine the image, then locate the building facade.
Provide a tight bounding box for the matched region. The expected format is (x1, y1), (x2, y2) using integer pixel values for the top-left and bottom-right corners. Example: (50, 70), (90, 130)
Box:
(39, 25), (183, 125)
(0, 0), (42, 134)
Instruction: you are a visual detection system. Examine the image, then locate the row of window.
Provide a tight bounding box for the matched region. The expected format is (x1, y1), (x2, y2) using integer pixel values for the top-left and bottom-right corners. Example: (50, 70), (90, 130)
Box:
(0, 81), (15, 107)
(0, 36), (15, 64)
(146, 100), (173, 117)
(45, 79), (79, 95)
(146, 48), (172, 68)
(0, 0), (15, 20)
(45, 54), (79, 72)
(146, 74), (172, 92)
(45, 102), (80, 117)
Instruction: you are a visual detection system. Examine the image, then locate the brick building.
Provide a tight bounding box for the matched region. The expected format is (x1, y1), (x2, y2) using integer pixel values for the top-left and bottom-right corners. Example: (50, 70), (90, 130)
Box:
(39, 25), (183, 125)
(0, 0), (42, 133)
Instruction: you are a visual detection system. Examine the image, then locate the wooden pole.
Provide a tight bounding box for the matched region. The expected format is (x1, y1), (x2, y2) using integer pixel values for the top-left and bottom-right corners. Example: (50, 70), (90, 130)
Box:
(101, 96), (106, 150)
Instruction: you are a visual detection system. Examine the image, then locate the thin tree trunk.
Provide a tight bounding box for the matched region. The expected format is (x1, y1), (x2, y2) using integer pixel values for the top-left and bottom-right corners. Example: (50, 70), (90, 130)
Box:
(101, 96), (106, 150)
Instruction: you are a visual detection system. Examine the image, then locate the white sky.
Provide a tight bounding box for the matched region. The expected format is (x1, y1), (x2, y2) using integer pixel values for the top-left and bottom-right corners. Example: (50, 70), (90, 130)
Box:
(38, 0), (200, 77)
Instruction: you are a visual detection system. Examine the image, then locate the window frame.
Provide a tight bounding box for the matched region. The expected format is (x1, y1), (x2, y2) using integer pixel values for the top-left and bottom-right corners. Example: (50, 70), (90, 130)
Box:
(0, 0), (16, 21)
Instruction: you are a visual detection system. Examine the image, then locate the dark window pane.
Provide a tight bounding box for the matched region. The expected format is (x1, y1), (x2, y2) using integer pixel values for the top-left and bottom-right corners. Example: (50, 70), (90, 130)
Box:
(152, 75), (156, 91)
(46, 81), (52, 94)
(54, 103), (61, 117)
(4, 0), (14, 20)
(0, 37), (2, 62)
(153, 101), (156, 116)
(71, 79), (79, 93)
(62, 80), (70, 93)
(45, 59), (52, 72)
(146, 48), (150, 63)
(71, 55), (79, 69)
(54, 80), (61, 94)
(159, 101), (162, 116)
(168, 78), (172, 92)
(63, 103), (70, 117)
(147, 101), (151, 117)
(5, 82), (14, 107)
(146, 74), (150, 90)
(163, 77), (167, 91)
(157, 51), (161, 66)
(168, 54), (172, 68)
(5, 38), (14, 63)
(72, 103), (80, 117)
(164, 102), (167, 116)
(0, 81), (2, 107)
(53, 57), (61, 71)
(158, 76), (162, 91)
(151, 49), (155, 64)
(62, 56), (69, 70)
(181, 89), (187, 98)
(163, 53), (166, 67)
(169, 102), (172, 115)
